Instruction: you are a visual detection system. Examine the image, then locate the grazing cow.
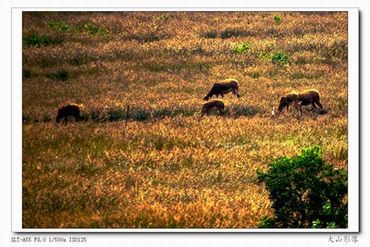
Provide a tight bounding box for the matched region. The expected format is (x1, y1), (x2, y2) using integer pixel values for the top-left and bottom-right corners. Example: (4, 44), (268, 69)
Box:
(200, 99), (225, 117)
(203, 79), (240, 101)
(56, 104), (82, 123)
(277, 89), (324, 116)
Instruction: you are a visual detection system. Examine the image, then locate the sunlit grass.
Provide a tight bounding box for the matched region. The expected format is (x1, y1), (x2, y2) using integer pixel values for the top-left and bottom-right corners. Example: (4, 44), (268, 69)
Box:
(22, 11), (348, 228)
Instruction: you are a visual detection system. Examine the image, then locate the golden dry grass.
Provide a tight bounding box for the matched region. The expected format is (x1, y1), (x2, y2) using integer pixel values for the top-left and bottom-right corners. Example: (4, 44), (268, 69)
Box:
(22, 11), (348, 228)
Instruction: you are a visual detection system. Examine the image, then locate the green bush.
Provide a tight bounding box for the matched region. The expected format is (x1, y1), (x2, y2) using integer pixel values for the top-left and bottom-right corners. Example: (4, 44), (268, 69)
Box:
(23, 31), (64, 46)
(82, 22), (110, 37)
(257, 146), (348, 228)
(274, 15), (283, 24)
(48, 20), (110, 38)
(48, 20), (70, 32)
(271, 51), (289, 65)
(233, 42), (251, 54)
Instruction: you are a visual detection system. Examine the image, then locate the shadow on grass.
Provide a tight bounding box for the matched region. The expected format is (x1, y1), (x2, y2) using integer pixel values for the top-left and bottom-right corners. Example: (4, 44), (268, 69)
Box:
(227, 104), (261, 118)
(23, 105), (262, 124)
(89, 107), (199, 122)
(23, 106), (197, 124)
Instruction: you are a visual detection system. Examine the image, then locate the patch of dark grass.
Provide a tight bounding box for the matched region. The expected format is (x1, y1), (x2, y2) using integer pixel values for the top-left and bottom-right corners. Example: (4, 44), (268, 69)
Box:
(228, 105), (261, 117)
(68, 49), (124, 66)
(30, 56), (59, 68)
(23, 69), (33, 79)
(26, 104), (254, 124)
(230, 56), (258, 68)
(137, 32), (161, 42)
(266, 28), (279, 38)
(144, 60), (211, 74)
(46, 69), (69, 81)
(163, 45), (210, 56)
(288, 43), (318, 53)
(23, 31), (64, 47)
(69, 56), (88, 66)
(295, 56), (310, 65)
(267, 67), (283, 79)
(292, 28), (305, 37)
(291, 71), (324, 80)
(321, 41), (348, 63)
(88, 109), (106, 122)
(77, 162), (101, 177)
(151, 107), (197, 119)
(290, 72), (309, 80)
(246, 71), (263, 79)
(201, 30), (218, 39)
(68, 52), (96, 66)
(220, 28), (248, 39)
(129, 32), (167, 43)
(83, 106), (198, 123)
(134, 109), (152, 121)
(41, 113), (53, 122)
(22, 114), (33, 124)
(106, 108), (127, 122)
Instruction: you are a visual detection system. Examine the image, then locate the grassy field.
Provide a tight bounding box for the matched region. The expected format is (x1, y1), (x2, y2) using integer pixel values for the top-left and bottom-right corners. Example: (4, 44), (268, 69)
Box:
(22, 12), (348, 228)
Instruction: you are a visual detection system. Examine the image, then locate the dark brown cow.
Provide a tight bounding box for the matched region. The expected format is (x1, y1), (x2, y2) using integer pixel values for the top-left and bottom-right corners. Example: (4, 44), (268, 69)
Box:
(56, 104), (82, 123)
(203, 79), (240, 101)
(277, 89), (324, 115)
(200, 99), (225, 117)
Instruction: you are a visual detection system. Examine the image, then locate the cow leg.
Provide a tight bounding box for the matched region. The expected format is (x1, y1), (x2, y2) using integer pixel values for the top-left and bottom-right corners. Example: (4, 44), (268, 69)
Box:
(232, 88), (240, 98)
(293, 101), (302, 117)
(74, 113), (80, 122)
(310, 102), (317, 111)
(315, 100), (323, 109)
(219, 108), (225, 115)
(297, 106), (302, 118)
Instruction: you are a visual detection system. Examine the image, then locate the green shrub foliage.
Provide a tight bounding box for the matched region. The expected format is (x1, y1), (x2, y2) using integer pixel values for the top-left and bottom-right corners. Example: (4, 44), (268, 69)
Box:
(271, 51), (289, 65)
(23, 31), (64, 46)
(274, 15), (283, 24)
(233, 42), (251, 54)
(257, 146), (348, 228)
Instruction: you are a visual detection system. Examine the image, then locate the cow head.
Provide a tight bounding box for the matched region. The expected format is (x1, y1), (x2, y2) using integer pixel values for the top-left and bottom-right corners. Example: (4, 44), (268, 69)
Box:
(277, 96), (289, 113)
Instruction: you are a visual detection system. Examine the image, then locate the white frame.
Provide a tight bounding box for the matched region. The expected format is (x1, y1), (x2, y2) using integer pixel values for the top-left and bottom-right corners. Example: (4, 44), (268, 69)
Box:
(11, 7), (359, 233)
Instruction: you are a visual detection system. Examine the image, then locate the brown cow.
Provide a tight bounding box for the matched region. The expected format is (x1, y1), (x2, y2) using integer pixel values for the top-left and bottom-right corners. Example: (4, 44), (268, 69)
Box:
(277, 89), (324, 115)
(203, 79), (240, 101)
(200, 99), (225, 117)
(56, 103), (82, 123)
